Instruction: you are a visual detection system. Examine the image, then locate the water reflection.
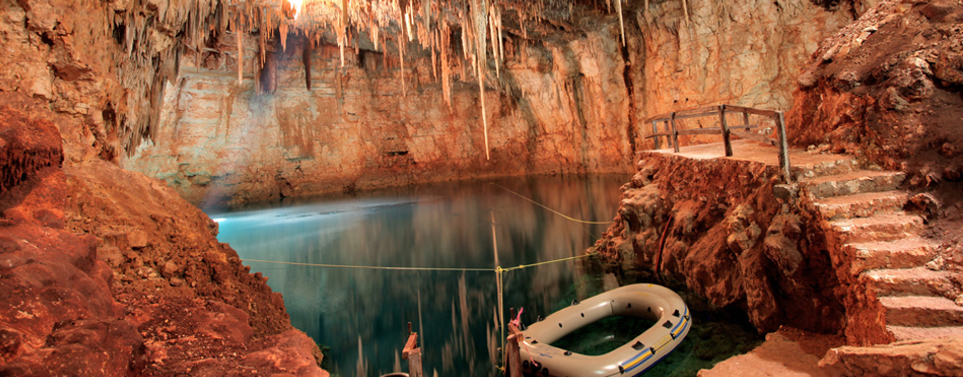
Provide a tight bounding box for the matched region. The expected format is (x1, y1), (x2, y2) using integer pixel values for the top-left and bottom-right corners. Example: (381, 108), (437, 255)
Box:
(212, 175), (629, 376)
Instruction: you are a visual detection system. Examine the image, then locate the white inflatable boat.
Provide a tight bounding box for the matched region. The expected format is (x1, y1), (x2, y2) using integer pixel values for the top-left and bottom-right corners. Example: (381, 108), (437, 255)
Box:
(518, 284), (691, 377)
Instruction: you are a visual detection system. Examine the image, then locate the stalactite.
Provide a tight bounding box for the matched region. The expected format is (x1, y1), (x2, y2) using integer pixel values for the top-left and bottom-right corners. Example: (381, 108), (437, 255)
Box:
(477, 58), (489, 161)
(497, 7), (504, 63)
(335, 68), (344, 115)
(303, 35), (312, 90)
(399, 32), (407, 97)
(236, 24), (243, 85)
(373, 23), (380, 50)
(471, 0), (490, 160)
(441, 22), (451, 110)
(682, 0), (690, 24)
(405, 9), (413, 42)
(616, 0), (625, 46)
(280, 24), (289, 52)
(489, 5), (499, 79)
(461, 16), (468, 60)
(338, 32), (345, 68)
(422, 0), (430, 34)
(431, 30), (438, 80)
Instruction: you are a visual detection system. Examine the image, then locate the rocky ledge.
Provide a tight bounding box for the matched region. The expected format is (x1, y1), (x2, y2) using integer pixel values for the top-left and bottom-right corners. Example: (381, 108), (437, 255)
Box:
(0, 102), (326, 375)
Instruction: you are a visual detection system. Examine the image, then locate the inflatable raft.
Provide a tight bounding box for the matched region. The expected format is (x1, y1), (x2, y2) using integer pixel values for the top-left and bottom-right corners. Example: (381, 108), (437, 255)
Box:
(518, 284), (691, 377)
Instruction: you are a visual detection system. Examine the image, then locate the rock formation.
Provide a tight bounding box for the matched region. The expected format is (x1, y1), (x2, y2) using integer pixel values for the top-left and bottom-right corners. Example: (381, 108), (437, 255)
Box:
(117, 0), (867, 207)
(0, 98), (325, 375)
(593, 149), (848, 334)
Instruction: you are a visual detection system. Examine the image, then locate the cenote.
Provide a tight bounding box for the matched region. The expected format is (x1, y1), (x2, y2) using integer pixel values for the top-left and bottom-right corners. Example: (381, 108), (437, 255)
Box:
(210, 175), (763, 376)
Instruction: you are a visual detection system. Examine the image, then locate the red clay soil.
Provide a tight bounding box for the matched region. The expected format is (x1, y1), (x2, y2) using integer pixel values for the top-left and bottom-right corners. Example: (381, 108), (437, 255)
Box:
(0, 103), (325, 375)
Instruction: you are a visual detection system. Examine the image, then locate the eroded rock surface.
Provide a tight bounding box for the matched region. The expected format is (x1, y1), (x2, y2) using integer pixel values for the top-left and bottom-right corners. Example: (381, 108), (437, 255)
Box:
(593, 151), (845, 333)
(0, 103), (325, 375)
(788, 0), (963, 190)
(820, 338), (963, 376)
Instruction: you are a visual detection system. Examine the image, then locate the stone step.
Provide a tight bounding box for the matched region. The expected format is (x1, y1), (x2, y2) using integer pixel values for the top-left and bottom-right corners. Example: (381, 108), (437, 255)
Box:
(829, 213), (923, 243)
(794, 156), (861, 178)
(847, 237), (941, 273)
(880, 296), (963, 327)
(862, 267), (955, 297)
(887, 325), (963, 342)
(814, 191), (908, 220)
(805, 170), (906, 199)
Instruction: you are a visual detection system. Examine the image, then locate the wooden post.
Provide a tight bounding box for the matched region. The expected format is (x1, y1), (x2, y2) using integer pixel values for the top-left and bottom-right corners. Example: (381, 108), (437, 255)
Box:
(503, 324), (523, 376)
(651, 121), (660, 149)
(670, 113), (680, 153)
(664, 120), (673, 150)
(408, 349), (423, 377)
(719, 105), (733, 157)
(776, 112), (792, 183)
(403, 323), (423, 377)
(742, 110), (751, 131)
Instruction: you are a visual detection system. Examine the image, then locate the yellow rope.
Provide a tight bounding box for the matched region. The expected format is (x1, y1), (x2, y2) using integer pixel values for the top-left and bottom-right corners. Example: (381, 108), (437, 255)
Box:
(500, 253), (597, 272)
(243, 259), (494, 272)
(491, 183), (614, 225)
(244, 252), (598, 273)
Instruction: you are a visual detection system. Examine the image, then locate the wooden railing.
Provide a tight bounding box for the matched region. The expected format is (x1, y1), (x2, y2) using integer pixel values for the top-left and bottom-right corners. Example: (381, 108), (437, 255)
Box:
(643, 104), (792, 183)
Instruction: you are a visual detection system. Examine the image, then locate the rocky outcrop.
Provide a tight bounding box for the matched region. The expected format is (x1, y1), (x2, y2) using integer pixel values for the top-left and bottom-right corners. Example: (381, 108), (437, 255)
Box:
(592, 149), (846, 333)
(0, 102), (325, 375)
(0, 105), (138, 375)
(787, 0), (963, 188)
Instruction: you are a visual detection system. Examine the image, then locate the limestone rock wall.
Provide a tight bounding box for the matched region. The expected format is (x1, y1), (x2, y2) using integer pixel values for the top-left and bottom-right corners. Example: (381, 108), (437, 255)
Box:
(121, 0), (870, 207)
(634, 0), (873, 116)
(123, 23), (635, 207)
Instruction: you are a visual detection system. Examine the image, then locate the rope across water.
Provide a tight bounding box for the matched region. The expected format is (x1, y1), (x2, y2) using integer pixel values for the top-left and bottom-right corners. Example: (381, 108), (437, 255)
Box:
(490, 183), (615, 225)
(243, 252), (597, 273)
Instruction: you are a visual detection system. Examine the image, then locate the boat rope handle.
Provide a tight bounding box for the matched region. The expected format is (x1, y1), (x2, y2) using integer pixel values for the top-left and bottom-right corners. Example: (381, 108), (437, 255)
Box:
(491, 183), (615, 225)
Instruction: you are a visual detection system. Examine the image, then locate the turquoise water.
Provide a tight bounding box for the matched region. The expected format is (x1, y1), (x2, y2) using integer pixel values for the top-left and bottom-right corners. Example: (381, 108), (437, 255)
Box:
(210, 175), (762, 376)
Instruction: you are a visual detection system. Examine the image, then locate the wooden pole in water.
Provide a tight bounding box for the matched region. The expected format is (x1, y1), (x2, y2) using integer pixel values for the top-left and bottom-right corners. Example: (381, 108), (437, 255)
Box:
(403, 323), (423, 377)
(491, 211), (504, 358)
(503, 324), (523, 376)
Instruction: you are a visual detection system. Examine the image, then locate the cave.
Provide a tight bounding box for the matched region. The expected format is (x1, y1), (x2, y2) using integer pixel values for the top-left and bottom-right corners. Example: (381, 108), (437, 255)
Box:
(1, 0), (962, 376)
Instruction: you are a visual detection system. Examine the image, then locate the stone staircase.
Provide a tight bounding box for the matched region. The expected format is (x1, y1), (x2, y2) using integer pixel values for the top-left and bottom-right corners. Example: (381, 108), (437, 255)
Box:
(799, 156), (963, 342)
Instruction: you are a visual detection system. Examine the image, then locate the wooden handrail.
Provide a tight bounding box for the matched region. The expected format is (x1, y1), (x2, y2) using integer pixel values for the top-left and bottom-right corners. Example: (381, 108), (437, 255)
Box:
(643, 104), (792, 183)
